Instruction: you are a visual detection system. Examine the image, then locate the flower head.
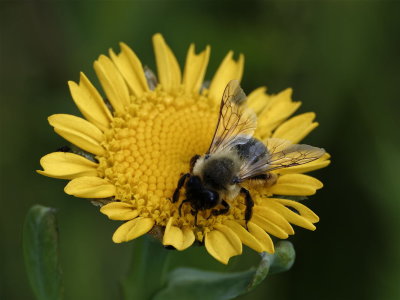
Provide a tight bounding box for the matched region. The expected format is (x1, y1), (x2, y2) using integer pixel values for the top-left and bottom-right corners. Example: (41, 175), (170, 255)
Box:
(38, 34), (330, 264)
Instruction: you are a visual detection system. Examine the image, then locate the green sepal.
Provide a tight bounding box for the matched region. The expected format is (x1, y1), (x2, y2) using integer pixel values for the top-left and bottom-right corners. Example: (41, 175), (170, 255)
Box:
(268, 241), (296, 274)
(23, 205), (63, 300)
(152, 241), (295, 300)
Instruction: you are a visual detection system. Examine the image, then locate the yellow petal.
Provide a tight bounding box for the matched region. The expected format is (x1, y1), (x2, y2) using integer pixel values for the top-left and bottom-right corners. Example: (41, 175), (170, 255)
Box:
(181, 226), (196, 250)
(268, 174), (323, 196)
(272, 112), (319, 143)
(48, 114), (104, 155)
(253, 206), (294, 235)
(270, 198), (320, 223)
(208, 51), (244, 104)
(182, 44), (210, 93)
(68, 72), (112, 132)
(257, 89), (301, 138)
(224, 220), (264, 253)
(261, 199), (316, 231)
(93, 55), (130, 113)
(205, 225), (242, 264)
(251, 214), (288, 239)
(152, 33), (181, 91)
(112, 217), (154, 243)
(277, 153), (331, 174)
(100, 202), (139, 220)
(163, 218), (195, 251)
(247, 87), (270, 115)
(64, 176), (115, 198)
(109, 43), (149, 96)
(37, 152), (97, 179)
(163, 217), (183, 249)
(247, 222), (274, 253)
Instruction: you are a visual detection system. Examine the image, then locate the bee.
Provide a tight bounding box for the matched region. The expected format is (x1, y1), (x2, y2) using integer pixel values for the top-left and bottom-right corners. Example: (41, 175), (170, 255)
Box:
(172, 80), (325, 226)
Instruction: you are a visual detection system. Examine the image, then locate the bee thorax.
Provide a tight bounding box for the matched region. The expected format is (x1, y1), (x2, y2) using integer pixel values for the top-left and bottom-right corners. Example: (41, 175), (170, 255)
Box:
(202, 156), (237, 190)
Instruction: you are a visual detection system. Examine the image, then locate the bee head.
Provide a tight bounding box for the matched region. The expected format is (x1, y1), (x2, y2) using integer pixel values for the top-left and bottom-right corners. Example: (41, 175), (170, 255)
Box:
(186, 176), (219, 210)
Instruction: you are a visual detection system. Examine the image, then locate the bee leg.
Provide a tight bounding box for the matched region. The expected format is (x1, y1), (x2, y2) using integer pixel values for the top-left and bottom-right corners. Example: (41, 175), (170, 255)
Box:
(172, 173), (190, 203)
(190, 210), (198, 226)
(178, 199), (191, 216)
(248, 173), (277, 187)
(240, 187), (254, 224)
(211, 200), (230, 216)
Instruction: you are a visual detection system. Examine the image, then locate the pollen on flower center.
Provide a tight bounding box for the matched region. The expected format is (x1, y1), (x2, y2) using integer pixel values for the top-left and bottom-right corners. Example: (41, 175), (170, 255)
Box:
(97, 87), (224, 227)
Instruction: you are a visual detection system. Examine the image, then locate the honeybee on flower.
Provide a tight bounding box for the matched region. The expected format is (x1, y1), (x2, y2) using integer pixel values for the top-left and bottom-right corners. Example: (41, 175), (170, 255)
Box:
(172, 80), (325, 226)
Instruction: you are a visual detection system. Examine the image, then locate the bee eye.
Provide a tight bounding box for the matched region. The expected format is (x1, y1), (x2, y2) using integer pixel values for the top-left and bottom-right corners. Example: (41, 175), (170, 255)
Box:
(203, 190), (219, 204)
(205, 154), (210, 160)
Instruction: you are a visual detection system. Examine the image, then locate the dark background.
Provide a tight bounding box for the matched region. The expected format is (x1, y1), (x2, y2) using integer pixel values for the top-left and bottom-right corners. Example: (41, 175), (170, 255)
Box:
(1, 1), (399, 299)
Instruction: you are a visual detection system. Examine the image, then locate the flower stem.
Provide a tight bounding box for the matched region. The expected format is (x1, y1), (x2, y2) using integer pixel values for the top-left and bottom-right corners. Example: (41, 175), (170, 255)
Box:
(121, 235), (171, 300)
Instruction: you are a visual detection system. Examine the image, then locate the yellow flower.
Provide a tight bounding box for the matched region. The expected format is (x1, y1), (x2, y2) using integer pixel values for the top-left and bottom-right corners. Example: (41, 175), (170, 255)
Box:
(38, 33), (330, 264)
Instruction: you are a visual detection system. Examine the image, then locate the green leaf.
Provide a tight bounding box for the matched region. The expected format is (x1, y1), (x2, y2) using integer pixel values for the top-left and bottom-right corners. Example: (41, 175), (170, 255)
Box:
(152, 268), (255, 300)
(153, 241), (296, 300)
(121, 234), (171, 300)
(23, 205), (63, 300)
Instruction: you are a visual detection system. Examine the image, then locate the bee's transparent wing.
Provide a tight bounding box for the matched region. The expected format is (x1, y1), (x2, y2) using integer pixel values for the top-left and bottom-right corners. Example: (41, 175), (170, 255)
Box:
(263, 138), (326, 171)
(237, 138), (325, 182)
(207, 80), (257, 154)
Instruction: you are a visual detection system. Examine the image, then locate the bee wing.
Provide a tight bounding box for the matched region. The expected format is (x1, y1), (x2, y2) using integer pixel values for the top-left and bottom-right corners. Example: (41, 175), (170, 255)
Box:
(207, 80), (257, 154)
(237, 138), (325, 182)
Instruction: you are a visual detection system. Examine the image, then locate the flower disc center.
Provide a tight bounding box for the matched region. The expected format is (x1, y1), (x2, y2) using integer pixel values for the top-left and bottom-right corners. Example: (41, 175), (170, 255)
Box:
(98, 89), (222, 226)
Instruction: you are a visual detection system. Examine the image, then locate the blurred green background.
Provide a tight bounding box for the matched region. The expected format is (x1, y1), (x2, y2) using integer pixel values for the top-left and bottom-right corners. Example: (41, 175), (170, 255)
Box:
(1, 1), (399, 299)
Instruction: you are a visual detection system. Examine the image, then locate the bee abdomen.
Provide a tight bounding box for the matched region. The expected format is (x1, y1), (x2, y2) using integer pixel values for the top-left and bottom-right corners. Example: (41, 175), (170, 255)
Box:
(234, 138), (267, 162)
